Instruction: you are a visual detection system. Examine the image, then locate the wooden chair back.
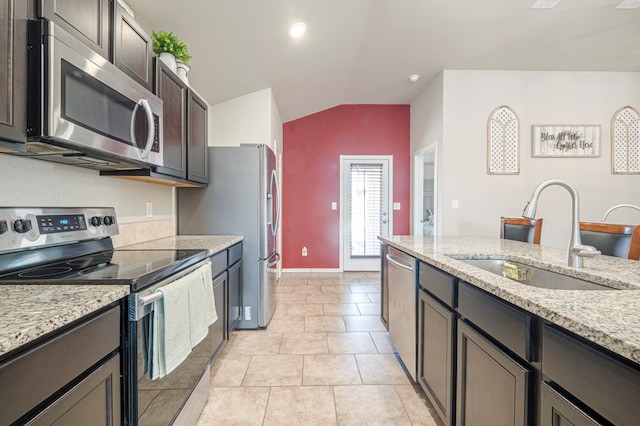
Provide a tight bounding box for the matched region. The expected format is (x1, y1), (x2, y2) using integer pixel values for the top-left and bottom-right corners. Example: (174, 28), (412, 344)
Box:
(579, 222), (639, 260)
(500, 217), (543, 245)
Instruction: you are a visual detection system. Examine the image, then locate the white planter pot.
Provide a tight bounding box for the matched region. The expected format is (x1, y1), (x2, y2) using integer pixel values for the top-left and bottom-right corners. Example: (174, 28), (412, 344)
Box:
(159, 52), (177, 73)
(176, 61), (190, 85)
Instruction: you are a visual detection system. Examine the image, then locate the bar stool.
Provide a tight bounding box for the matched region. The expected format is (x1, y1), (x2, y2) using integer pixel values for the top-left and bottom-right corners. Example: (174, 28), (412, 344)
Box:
(579, 222), (639, 260)
(500, 217), (543, 244)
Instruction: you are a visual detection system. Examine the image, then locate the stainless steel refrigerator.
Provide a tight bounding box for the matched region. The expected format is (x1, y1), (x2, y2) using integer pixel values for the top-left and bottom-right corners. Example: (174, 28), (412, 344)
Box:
(178, 144), (280, 329)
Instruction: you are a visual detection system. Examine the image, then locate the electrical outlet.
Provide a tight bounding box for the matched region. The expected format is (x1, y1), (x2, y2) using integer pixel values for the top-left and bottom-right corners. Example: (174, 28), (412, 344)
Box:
(146, 201), (153, 217)
(302, 246), (308, 256)
(244, 306), (252, 320)
(452, 200), (459, 210)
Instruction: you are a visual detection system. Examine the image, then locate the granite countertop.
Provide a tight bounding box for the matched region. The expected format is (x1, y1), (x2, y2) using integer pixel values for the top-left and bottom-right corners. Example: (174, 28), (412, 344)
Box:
(0, 285), (129, 357)
(380, 235), (640, 364)
(0, 236), (241, 359)
(121, 235), (244, 254)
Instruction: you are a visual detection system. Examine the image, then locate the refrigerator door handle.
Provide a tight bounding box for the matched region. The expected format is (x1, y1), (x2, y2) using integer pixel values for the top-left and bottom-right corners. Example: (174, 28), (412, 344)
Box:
(270, 169), (281, 237)
(265, 252), (280, 267)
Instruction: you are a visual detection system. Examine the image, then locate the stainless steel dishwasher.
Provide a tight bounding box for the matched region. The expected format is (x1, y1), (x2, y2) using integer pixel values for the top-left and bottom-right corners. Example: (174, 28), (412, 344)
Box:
(386, 246), (417, 381)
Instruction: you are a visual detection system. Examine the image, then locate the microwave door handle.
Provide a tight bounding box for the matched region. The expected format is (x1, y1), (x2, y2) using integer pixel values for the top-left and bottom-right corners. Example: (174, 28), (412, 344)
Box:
(129, 99), (155, 160)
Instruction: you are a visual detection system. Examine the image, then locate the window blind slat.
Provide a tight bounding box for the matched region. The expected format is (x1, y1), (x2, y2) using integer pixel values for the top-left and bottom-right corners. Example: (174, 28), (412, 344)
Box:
(349, 164), (383, 257)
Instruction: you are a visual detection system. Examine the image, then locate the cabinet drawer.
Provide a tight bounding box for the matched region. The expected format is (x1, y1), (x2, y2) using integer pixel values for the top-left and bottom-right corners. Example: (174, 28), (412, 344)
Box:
(210, 250), (227, 278)
(228, 243), (242, 265)
(419, 262), (456, 308)
(458, 281), (532, 361)
(542, 324), (640, 426)
(0, 306), (120, 425)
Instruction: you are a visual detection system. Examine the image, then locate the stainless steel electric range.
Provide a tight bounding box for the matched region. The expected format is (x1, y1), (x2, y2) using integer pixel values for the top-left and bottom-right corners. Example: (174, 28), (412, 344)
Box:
(0, 207), (213, 425)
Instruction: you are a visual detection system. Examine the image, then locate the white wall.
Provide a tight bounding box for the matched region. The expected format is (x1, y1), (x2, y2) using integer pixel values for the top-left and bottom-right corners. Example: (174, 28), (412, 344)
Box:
(412, 70), (640, 248)
(0, 154), (174, 223)
(410, 73), (444, 235)
(209, 88), (280, 148)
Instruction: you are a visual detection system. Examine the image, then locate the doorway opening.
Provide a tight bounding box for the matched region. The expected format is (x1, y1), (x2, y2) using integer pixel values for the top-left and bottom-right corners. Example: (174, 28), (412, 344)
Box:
(413, 142), (438, 236)
(340, 156), (393, 271)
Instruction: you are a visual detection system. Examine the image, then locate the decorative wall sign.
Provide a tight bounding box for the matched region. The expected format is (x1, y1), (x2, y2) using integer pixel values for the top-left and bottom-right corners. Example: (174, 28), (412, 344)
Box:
(487, 106), (519, 174)
(611, 106), (640, 174)
(531, 125), (601, 158)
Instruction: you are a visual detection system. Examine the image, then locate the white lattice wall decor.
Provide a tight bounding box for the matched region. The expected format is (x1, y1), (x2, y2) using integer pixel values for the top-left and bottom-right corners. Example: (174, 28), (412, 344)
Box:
(612, 106), (640, 174)
(487, 106), (519, 174)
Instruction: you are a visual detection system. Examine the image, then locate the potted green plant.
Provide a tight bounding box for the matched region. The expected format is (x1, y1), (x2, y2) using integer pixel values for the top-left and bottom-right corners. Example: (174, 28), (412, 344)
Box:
(151, 30), (192, 76)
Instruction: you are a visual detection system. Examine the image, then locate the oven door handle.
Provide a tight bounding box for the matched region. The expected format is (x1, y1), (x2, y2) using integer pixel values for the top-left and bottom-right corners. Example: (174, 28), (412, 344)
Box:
(130, 98), (155, 161)
(129, 258), (211, 321)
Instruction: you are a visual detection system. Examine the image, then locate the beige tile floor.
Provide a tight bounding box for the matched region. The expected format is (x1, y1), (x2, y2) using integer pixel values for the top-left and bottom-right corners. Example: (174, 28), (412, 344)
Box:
(196, 272), (443, 426)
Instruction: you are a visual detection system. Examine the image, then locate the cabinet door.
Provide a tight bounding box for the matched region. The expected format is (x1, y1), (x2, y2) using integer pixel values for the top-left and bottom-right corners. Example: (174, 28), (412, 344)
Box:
(155, 58), (187, 179)
(187, 90), (208, 183)
(0, 0), (27, 148)
(540, 383), (602, 426)
(456, 320), (530, 426)
(27, 354), (121, 426)
(39, 0), (110, 60)
(228, 260), (243, 333)
(210, 272), (227, 358)
(113, 3), (152, 91)
(418, 289), (455, 426)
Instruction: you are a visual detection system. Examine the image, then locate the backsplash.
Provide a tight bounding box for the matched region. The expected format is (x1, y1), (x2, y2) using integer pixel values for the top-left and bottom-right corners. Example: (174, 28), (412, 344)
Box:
(112, 219), (176, 248)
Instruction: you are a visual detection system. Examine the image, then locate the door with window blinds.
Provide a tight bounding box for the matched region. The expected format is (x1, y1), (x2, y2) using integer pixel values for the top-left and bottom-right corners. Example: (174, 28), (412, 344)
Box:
(342, 157), (391, 271)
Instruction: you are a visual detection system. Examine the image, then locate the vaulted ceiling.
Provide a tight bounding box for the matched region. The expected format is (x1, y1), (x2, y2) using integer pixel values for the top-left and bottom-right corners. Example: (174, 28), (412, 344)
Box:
(129, 0), (640, 122)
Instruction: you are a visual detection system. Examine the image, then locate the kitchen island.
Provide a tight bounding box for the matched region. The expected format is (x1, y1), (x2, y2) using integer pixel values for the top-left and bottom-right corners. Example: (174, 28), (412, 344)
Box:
(380, 235), (640, 426)
(381, 235), (640, 362)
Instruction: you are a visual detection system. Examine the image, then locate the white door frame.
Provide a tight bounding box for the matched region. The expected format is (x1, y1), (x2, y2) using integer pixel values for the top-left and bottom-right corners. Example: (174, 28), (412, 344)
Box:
(413, 141), (439, 236)
(339, 155), (394, 271)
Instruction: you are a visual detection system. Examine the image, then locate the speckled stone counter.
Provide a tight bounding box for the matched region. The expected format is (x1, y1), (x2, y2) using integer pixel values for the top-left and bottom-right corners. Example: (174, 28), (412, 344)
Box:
(380, 235), (640, 364)
(0, 285), (129, 357)
(122, 235), (243, 254)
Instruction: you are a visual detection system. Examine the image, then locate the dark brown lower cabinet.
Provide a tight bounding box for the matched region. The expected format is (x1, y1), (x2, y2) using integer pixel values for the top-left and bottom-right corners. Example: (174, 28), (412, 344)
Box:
(227, 260), (242, 334)
(456, 320), (530, 426)
(27, 354), (120, 426)
(210, 271), (226, 358)
(540, 382), (602, 426)
(418, 288), (455, 426)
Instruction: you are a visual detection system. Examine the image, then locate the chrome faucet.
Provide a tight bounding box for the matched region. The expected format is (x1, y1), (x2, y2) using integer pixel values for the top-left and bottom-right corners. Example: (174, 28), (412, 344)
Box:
(522, 179), (600, 268)
(601, 204), (640, 222)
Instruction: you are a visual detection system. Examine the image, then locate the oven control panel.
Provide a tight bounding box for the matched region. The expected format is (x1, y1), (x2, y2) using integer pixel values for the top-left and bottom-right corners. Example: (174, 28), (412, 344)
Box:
(0, 207), (119, 253)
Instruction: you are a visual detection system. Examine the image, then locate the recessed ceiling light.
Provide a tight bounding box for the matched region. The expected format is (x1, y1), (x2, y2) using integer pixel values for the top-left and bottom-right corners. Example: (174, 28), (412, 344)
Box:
(409, 74), (420, 83)
(531, 0), (561, 9)
(289, 22), (307, 38)
(616, 0), (640, 8)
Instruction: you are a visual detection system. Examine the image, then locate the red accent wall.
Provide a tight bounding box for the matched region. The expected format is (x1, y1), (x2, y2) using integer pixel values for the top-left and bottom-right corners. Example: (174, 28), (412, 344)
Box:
(282, 104), (410, 269)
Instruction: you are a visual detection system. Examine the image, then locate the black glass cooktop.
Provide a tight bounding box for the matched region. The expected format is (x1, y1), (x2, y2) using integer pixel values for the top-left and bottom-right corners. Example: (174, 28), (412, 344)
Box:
(0, 249), (210, 291)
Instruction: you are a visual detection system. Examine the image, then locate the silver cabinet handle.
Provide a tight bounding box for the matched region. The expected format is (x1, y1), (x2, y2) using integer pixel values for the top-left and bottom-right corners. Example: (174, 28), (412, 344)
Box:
(386, 253), (414, 272)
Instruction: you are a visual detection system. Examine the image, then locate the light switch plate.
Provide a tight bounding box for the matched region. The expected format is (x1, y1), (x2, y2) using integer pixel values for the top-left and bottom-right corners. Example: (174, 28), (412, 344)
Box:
(393, 202), (401, 210)
(331, 202), (337, 210)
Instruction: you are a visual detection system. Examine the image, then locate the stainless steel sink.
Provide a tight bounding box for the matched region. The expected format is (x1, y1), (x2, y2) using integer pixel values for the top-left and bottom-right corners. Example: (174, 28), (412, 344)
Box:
(459, 259), (617, 290)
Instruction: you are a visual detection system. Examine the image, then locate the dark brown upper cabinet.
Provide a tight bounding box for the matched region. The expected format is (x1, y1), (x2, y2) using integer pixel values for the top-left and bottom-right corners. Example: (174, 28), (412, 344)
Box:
(155, 58), (188, 179)
(187, 90), (208, 184)
(38, 0), (111, 60)
(101, 58), (208, 187)
(0, 0), (28, 151)
(113, 2), (152, 91)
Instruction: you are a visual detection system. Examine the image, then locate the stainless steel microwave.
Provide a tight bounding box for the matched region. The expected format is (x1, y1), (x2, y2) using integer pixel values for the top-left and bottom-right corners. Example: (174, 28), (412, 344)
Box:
(23, 20), (163, 170)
